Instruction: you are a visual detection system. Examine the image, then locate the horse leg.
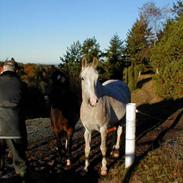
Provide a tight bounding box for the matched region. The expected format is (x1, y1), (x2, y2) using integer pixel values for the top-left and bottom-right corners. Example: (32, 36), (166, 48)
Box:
(56, 133), (65, 164)
(65, 129), (73, 167)
(8, 149), (13, 160)
(100, 126), (107, 176)
(111, 125), (123, 158)
(84, 128), (91, 172)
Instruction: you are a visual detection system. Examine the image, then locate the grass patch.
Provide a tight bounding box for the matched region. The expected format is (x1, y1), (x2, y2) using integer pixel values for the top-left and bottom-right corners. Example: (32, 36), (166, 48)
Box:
(99, 132), (183, 183)
(133, 142), (183, 183)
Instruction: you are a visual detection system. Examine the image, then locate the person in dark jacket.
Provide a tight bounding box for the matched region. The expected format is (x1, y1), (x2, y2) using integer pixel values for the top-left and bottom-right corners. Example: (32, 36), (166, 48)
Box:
(0, 59), (28, 180)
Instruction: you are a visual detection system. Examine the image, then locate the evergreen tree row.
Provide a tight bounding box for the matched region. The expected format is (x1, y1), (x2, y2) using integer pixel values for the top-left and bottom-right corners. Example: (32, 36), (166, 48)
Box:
(59, 0), (183, 100)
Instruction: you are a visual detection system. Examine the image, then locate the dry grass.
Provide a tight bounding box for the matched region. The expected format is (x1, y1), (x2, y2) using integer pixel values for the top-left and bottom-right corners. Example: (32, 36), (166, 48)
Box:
(99, 132), (183, 183)
(99, 161), (126, 183)
(131, 134), (183, 183)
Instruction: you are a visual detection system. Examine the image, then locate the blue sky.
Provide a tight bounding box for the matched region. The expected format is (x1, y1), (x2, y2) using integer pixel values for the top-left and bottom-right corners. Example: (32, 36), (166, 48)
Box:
(0, 0), (175, 64)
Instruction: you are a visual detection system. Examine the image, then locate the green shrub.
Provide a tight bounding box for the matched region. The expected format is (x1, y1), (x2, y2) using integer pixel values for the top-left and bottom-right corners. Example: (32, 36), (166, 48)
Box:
(155, 59), (183, 99)
(124, 65), (143, 91)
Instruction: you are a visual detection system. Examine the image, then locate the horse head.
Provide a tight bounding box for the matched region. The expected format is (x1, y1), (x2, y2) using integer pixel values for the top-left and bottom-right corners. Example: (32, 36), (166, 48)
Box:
(80, 57), (100, 107)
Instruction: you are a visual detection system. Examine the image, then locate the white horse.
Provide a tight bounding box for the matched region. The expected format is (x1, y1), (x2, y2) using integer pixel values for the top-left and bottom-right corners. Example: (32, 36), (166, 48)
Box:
(80, 57), (131, 176)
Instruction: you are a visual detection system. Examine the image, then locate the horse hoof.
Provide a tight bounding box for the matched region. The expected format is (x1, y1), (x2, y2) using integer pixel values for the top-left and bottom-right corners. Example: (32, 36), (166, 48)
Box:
(113, 151), (119, 158)
(65, 165), (72, 170)
(84, 167), (88, 172)
(66, 159), (71, 167)
(100, 170), (107, 176)
(111, 149), (120, 159)
(64, 160), (71, 170)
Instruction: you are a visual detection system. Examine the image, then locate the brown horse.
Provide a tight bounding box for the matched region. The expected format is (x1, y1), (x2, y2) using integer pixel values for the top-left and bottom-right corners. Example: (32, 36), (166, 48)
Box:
(48, 70), (80, 167)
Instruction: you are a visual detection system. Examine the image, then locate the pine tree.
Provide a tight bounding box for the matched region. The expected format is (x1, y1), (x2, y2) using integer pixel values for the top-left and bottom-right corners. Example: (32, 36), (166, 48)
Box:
(171, 0), (183, 19)
(59, 41), (82, 94)
(105, 34), (125, 80)
(59, 41), (82, 65)
(82, 37), (101, 62)
(125, 16), (152, 90)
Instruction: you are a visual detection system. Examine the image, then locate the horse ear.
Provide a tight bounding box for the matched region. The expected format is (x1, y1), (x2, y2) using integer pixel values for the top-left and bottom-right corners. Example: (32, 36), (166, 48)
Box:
(92, 57), (98, 68)
(81, 57), (87, 68)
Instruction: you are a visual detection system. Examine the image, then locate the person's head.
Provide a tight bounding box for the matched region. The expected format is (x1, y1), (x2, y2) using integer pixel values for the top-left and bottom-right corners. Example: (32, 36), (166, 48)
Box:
(2, 59), (18, 73)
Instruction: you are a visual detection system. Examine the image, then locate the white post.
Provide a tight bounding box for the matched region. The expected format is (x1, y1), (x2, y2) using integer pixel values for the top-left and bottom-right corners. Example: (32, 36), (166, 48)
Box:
(125, 103), (136, 168)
